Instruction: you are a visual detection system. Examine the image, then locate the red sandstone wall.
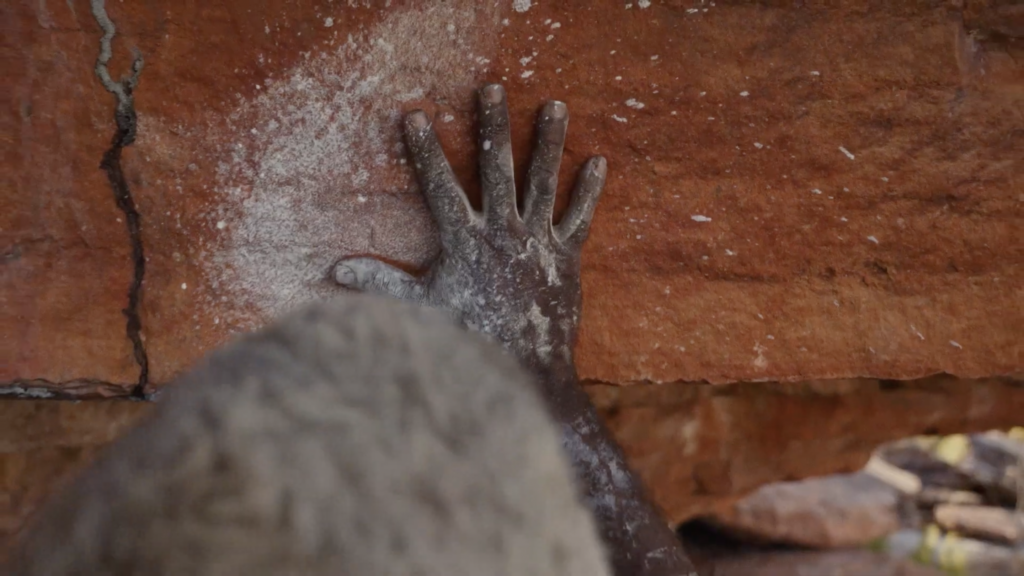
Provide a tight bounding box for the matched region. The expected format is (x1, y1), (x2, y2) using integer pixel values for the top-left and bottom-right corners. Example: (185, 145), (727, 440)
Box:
(2, 0), (1021, 551)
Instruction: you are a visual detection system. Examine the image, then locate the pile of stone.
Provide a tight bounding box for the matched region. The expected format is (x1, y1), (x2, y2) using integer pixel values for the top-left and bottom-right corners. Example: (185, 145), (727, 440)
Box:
(696, 428), (1024, 576)
(876, 430), (1024, 575)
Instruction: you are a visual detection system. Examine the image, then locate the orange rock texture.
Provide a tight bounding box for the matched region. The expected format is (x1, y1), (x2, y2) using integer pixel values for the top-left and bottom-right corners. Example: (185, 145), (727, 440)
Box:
(2, 0), (1022, 552)
(2, 375), (1021, 551)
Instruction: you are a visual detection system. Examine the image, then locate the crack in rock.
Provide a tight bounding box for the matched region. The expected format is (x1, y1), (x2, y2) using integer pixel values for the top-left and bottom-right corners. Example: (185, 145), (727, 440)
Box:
(0, 379), (140, 400)
(90, 0), (148, 399)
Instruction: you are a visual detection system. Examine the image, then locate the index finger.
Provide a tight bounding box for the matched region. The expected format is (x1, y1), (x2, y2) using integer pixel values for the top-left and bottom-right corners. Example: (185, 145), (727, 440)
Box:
(403, 110), (477, 240)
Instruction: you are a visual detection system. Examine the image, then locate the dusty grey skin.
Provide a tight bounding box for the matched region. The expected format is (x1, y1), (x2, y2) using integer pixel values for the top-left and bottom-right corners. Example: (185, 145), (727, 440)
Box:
(335, 84), (697, 576)
(9, 298), (610, 576)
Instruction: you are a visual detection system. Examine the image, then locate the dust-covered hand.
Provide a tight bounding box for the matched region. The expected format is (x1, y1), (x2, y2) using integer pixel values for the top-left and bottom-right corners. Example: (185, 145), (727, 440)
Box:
(334, 85), (695, 576)
(334, 84), (606, 379)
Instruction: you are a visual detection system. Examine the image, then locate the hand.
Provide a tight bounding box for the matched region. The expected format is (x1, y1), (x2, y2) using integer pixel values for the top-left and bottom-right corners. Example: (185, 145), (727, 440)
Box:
(334, 84), (606, 378)
(334, 85), (694, 576)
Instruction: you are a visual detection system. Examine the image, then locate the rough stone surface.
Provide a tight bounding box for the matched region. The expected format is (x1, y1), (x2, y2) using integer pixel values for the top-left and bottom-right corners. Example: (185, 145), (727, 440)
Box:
(5, 0), (1021, 392)
(3, 375), (1021, 550)
(961, 433), (1024, 504)
(3, 0), (138, 389)
(706, 471), (902, 548)
(591, 375), (1024, 524)
(693, 549), (944, 576)
(3, 0), (1023, 561)
(934, 504), (1023, 544)
(885, 527), (1024, 576)
(879, 440), (981, 491)
(0, 400), (151, 555)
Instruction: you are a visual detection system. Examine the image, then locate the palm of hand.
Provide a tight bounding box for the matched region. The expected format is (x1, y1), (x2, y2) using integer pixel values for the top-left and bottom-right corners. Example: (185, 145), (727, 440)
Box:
(334, 84), (606, 375)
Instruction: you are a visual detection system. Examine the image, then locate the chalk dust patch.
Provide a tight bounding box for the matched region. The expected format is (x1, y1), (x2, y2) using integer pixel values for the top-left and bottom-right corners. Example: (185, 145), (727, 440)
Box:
(144, 4), (500, 331)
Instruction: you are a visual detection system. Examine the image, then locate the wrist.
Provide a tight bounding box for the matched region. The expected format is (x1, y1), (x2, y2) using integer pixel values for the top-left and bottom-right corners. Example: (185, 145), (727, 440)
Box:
(525, 349), (577, 385)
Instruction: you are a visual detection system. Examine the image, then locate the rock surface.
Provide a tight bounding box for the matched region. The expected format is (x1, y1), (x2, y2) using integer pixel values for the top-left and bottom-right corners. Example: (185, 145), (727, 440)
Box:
(694, 549), (944, 576)
(880, 431), (1024, 506)
(879, 440), (982, 491)
(0, 399), (151, 555)
(4, 0), (1023, 393)
(3, 0), (139, 390)
(593, 375), (1023, 524)
(3, 374), (1021, 550)
(2, 0), (1022, 561)
(934, 504), (1023, 544)
(678, 519), (945, 576)
(961, 433), (1024, 505)
(706, 471), (902, 548)
(885, 527), (1024, 576)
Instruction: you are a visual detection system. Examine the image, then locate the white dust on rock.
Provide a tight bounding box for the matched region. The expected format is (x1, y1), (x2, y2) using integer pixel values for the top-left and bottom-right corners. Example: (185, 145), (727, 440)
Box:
(203, 5), (499, 328)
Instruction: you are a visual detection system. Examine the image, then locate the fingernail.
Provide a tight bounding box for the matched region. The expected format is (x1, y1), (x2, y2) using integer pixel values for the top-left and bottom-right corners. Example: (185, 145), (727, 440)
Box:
(482, 84), (504, 104)
(334, 264), (356, 285)
(548, 101), (567, 119)
(407, 111), (430, 130)
(593, 156), (607, 178)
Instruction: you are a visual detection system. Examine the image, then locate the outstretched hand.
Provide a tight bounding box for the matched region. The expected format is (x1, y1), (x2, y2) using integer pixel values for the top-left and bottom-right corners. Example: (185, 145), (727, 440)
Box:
(334, 84), (695, 576)
(334, 84), (606, 379)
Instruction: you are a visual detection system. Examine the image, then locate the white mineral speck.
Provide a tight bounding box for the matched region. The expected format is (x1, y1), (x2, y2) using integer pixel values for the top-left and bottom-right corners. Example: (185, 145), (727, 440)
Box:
(513, 0), (532, 13)
(754, 142), (763, 149)
(483, 140), (492, 151)
(181, 283), (187, 290)
(216, 221), (227, 230)
(691, 215), (712, 222)
(638, 0), (651, 7)
(839, 146), (855, 160)
(625, 98), (645, 109)
(521, 70), (534, 78)
(324, 17), (333, 27)
(740, 91), (749, 97)
(812, 188), (822, 194)
(949, 340), (963, 349)
(867, 235), (879, 244)
(611, 114), (628, 123)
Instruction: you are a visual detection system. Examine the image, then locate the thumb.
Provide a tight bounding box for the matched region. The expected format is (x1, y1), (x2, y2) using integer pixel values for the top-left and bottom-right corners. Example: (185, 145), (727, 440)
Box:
(334, 257), (425, 302)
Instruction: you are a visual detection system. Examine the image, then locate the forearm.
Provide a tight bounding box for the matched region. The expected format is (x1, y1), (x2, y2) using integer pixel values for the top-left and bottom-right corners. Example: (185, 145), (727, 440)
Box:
(534, 360), (697, 576)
